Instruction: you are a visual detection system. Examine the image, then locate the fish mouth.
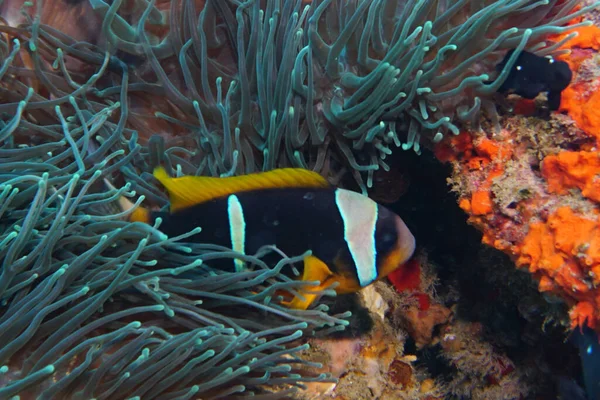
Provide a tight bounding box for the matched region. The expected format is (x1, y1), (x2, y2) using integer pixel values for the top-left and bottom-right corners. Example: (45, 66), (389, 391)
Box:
(395, 216), (416, 264)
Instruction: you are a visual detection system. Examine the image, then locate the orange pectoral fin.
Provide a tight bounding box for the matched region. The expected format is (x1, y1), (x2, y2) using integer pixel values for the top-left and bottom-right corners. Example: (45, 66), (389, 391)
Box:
(283, 255), (334, 310)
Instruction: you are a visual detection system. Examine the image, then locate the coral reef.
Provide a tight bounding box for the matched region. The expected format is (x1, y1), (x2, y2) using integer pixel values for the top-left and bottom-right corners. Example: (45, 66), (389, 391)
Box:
(436, 14), (600, 334)
(298, 283), (448, 400)
(439, 321), (529, 400)
(295, 234), (579, 399)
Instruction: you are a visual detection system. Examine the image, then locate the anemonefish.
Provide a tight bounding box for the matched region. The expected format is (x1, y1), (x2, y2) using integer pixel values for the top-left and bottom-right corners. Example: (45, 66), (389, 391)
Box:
(120, 167), (416, 310)
(492, 49), (572, 111)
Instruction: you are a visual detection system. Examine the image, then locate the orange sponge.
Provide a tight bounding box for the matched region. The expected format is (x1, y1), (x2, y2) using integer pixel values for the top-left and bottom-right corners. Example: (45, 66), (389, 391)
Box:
(516, 207), (600, 329)
(542, 151), (600, 202)
(560, 86), (600, 143)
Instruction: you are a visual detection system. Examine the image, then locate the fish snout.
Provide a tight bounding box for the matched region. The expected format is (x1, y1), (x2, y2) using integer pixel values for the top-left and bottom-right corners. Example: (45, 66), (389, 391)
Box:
(394, 215), (416, 266)
(376, 214), (416, 280)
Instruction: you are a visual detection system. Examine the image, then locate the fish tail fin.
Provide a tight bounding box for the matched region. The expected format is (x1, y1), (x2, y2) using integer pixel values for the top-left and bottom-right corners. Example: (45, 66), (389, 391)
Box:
(100, 178), (151, 223)
(83, 135), (150, 223)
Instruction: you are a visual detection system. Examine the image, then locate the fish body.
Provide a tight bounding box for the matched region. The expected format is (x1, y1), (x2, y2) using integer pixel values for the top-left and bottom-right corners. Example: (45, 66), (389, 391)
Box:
(571, 325), (600, 400)
(494, 49), (572, 110)
(129, 167), (416, 310)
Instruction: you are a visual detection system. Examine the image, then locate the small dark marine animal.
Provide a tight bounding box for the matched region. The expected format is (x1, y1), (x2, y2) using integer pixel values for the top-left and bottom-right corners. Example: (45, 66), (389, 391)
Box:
(558, 325), (600, 400)
(494, 49), (572, 111)
(571, 325), (600, 400)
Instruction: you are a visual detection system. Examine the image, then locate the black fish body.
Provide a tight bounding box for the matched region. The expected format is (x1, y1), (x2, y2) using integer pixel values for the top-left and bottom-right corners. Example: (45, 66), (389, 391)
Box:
(152, 187), (412, 287)
(494, 49), (572, 110)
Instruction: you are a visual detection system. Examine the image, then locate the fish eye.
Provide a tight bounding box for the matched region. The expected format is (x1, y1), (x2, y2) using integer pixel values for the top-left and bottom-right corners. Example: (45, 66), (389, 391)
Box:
(378, 231), (397, 253)
(382, 233), (395, 245)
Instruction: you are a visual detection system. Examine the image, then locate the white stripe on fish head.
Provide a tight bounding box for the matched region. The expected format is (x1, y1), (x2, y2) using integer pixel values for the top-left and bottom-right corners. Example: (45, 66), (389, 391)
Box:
(335, 188), (378, 287)
(227, 194), (246, 272)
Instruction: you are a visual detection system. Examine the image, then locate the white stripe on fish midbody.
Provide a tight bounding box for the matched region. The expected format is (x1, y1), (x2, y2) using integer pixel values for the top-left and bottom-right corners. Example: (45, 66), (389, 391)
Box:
(335, 188), (378, 287)
(227, 194), (246, 272)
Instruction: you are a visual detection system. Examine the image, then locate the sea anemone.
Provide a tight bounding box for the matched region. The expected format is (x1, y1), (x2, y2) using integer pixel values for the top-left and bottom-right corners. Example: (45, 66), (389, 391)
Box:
(0, 99), (351, 398)
(1, 0), (595, 190)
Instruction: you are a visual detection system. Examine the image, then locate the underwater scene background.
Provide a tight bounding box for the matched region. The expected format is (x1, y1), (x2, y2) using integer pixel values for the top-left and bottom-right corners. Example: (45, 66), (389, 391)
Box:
(1, 0), (600, 399)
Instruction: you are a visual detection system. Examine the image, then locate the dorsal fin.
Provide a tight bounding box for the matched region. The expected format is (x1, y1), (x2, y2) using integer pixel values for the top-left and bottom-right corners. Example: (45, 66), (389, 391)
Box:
(153, 167), (330, 212)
